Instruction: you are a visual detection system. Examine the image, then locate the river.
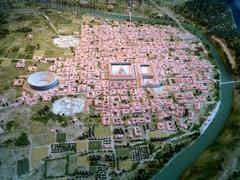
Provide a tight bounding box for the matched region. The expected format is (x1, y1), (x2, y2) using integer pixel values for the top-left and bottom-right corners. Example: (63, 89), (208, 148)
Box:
(153, 24), (233, 179)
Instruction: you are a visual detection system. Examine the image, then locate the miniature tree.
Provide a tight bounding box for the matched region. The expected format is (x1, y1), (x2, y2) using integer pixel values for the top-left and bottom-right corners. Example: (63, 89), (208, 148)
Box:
(15, 132), (30, 146)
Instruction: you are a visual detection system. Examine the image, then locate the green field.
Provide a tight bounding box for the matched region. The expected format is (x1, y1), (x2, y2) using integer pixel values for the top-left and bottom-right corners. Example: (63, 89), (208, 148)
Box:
(67, 154), (90, 174)
(31, 101), (72, 124)
(76, 141), (88, 152)
(45, 158), (67, 178)
(88, 140), (102, 151)
(0, 8), (78, 59)
(115, 148), (130, 159)
(31, 146), (49, 168)
(119, 159), (133, 171)
(37, 62), (51, 71)
(95, 126), (111, 137)
(17, 158), (30, 176)
(0, 60), (12, 67)
(56, 132), (66, 143)
(132, 0), (160, 17)
(33, 50), (45, 58)
(148, 130), (171, 138)
(0, 60), (31, 96)
(182, 89), (240, 179)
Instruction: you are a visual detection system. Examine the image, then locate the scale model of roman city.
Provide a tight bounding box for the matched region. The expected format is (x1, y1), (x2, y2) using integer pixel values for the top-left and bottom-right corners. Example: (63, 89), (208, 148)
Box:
(0, 2), (220, 179)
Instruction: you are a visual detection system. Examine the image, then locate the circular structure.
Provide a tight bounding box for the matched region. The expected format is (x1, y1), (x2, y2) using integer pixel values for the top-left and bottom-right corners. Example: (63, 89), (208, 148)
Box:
(53, 36), (80, 48)
(28, 71), (58, 91)
(52, 97), (86, 116)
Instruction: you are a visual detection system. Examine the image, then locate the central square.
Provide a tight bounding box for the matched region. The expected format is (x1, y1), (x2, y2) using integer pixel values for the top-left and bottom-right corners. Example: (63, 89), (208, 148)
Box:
(109, 63), (136, 80)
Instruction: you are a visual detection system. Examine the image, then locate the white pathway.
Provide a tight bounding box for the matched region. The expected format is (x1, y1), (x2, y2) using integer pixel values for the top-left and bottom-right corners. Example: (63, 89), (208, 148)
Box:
(42, 14), (62, 38)
(148, 0), (187, 32)
(0, 57), (35, 62)
(0, 102), (22, 111)
(221, 80), (240, 85)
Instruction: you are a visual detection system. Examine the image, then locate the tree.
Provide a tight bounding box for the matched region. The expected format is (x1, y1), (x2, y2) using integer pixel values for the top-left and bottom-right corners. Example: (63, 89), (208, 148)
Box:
(0, 28), (9, 39)
(236, 83), (240, 91)
(36, 43), (40, 50)
(0, 11), (7, 25)
(148, 143), (155, 154)
(15, 27), (32, 33)
(15, 133), (30, 146)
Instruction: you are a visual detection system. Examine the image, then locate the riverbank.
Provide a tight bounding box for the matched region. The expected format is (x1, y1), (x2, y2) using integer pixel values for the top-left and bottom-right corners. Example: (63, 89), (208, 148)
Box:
(200, 101), (220, 134)
(153, 24), (233, 179)
(211, 35), (236, 69)
(181, 87), (240, 179)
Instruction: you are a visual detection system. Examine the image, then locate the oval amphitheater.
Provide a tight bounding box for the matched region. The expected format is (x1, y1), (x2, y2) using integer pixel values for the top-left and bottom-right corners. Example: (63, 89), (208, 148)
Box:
(27, 71), (58, 91)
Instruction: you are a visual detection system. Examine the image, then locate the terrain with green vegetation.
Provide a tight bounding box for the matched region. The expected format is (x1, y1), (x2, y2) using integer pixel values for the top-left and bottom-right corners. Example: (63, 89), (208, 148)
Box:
(0, 8), (76, 59)
(0, 60), (31, 95)
(182, 88), (240, 179)
(164, 0), (240, 179)
(170, 0), (240, 76)
(0, 11), (9, 39)
(17, 158), (30, 176)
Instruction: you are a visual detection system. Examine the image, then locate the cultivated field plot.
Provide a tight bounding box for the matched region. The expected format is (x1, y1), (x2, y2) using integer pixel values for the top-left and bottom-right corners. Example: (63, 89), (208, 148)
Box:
(95, 126), (111, 137)
(115, 148), (131, 159)
(17, 158), (30, 176)
(119, 159), (133, 171)
(147, 130), (172, 138)
(0, 60), (31, 95)
(77, 155), (90, 169)
(36, 62), (52, 71)
(31, 146), (49, 168)
(67, 154), (90, 174)
(76, 141), (88, 152)
(56, 132), (66, 143)
(0, 8), (79, 59)
(0, 149), (16, 179)
(45, 158), (67, 178)
(0, 60), (12, 67)
(88, 140), (102, 151)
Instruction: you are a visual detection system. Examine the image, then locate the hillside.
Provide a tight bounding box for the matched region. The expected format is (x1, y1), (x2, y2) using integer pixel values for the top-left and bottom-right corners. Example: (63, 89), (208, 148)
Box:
(171, 0), (240, 76)
(168, 0), (240, 179)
